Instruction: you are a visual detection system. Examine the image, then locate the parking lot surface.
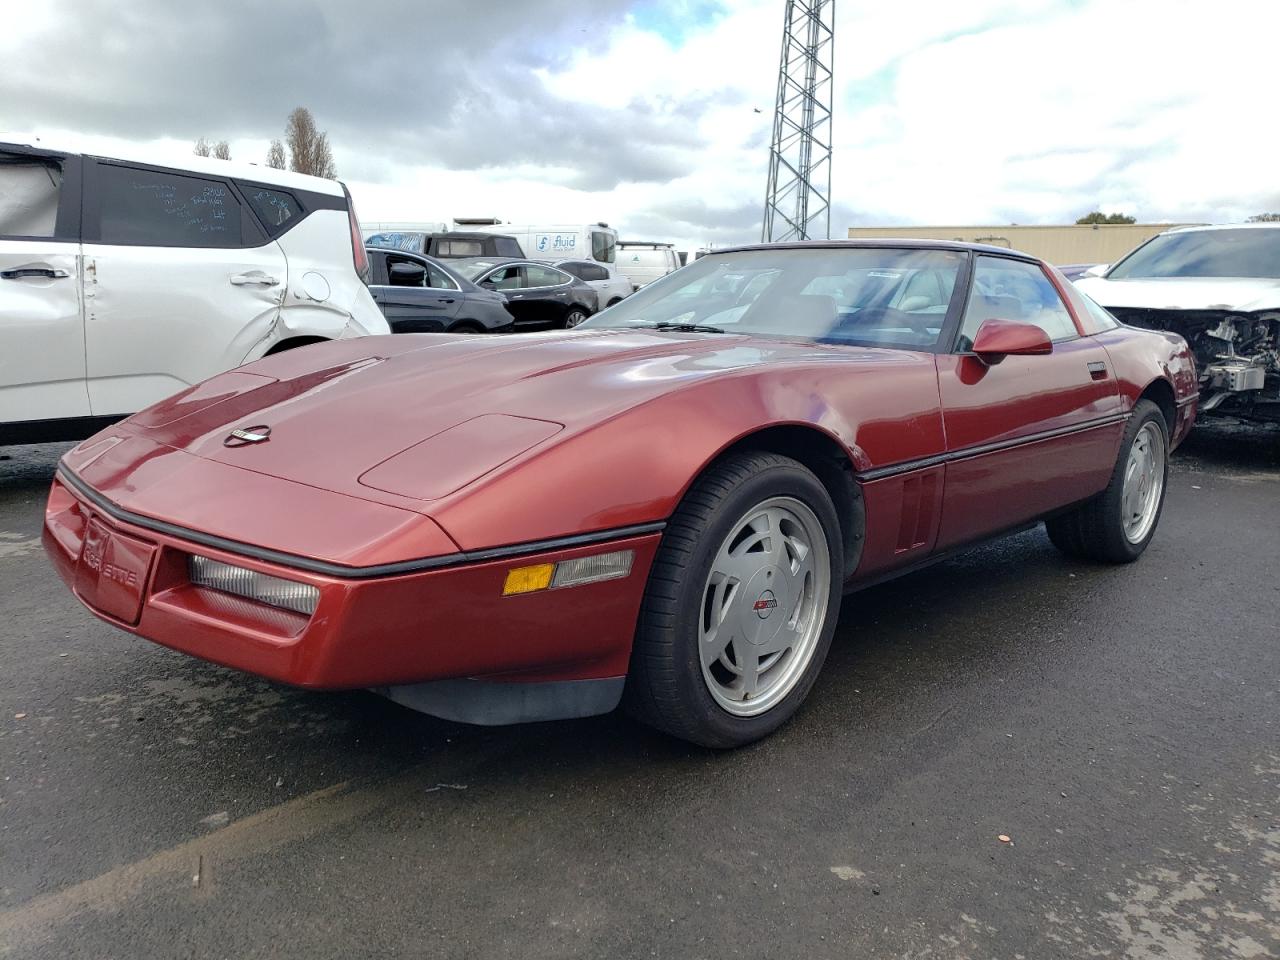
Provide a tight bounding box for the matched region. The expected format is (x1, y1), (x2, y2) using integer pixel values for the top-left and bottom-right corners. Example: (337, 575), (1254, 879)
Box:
(1, 424), (1277, 959)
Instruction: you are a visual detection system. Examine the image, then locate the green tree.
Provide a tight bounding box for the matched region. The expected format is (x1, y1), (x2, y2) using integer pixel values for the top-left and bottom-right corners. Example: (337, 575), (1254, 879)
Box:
(1076, 211), (1136, 225)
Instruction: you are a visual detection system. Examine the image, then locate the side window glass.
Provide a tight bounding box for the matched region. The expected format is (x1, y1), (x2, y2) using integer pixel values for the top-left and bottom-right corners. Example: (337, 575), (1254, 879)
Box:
(559, 263), (584, 280)
(96, 164), (242, 247)
(243, 186), (299, 236)
(486, 266), (524, 290)
(586, 264), (608, 282)
(438, 239), (482, 257)
(957, 257), (1078, 351)
(0, 157), (62, 238)
(1081, 294), (1120, 331)
(591, 231), (616, 264)
(427, 265), (458, 290)
(526, 265), (568, 287)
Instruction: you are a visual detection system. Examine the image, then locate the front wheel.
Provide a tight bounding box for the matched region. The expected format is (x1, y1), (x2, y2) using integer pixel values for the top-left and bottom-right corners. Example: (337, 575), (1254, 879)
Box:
(1046, 398), (1169, 563)
(625, 451), (843, 748)
(563, 308), (589, 328)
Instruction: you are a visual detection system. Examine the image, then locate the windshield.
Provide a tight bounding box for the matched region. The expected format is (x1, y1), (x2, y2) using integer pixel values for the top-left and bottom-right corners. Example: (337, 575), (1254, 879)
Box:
(452, 259), (508, 281)
(1107, 229), (1280, 280)
(366, 232), (427, 253)
(580, 247), (965, 348)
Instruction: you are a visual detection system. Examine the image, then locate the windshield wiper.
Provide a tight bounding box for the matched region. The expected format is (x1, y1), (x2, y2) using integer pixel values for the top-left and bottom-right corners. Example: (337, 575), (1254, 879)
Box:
(639, 321), (727, 334)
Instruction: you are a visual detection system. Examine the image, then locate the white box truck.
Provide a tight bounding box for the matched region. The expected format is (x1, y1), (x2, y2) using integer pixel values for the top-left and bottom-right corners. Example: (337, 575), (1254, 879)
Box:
(455, 219), (618, 269)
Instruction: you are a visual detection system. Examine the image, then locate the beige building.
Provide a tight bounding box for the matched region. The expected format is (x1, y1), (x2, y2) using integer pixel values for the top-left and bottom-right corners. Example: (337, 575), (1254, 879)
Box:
(845, 223), (1202, 265)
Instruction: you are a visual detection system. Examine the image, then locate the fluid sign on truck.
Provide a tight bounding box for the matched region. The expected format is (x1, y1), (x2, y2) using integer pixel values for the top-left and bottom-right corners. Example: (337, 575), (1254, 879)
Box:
(534, 233), (578, 253)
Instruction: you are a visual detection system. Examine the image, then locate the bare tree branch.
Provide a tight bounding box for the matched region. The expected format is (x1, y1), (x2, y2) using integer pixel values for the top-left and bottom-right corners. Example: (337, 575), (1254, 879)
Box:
(284, 107), (337, 178)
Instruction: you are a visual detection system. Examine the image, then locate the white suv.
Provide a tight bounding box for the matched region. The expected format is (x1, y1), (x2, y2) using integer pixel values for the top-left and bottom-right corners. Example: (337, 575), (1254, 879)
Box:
(0, 140), (389, 444)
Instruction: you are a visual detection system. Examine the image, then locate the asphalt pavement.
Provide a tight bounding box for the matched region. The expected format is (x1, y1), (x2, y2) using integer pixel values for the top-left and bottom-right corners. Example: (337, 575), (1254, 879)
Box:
(1, 423), (1277, 959)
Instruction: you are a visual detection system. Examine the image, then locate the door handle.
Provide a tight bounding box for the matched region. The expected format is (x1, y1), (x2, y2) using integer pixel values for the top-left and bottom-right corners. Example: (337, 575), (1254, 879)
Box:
(1087, 361), (1108, 381)
(1, 267), (70, 280)
(440, 298), (456, 304)
(230, 273), (279, 286)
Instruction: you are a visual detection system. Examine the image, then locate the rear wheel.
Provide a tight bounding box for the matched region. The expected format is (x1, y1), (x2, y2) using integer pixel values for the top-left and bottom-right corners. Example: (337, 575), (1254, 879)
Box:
(1045, 399), (1169, 563)
(625, 451), (843, 748)
(449, 321), (483, 334)
(563, 308), (589, 328)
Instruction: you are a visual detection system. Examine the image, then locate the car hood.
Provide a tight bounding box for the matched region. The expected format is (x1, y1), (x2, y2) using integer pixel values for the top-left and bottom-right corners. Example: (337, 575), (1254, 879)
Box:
(109, 330), (905, 514)
(1075, 276), (1280, 313)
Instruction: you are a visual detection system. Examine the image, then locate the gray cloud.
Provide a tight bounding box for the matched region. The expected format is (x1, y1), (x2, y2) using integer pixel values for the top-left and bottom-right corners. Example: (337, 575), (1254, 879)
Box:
(0, 0), (737, 191)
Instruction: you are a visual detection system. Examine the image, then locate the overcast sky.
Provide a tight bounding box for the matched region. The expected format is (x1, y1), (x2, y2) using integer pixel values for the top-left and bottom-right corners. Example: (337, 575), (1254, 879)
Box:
(2, 0), (1276, 251)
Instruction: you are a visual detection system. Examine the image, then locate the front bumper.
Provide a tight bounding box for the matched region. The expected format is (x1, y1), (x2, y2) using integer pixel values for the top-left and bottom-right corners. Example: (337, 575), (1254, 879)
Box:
(44, 473), (661, 692)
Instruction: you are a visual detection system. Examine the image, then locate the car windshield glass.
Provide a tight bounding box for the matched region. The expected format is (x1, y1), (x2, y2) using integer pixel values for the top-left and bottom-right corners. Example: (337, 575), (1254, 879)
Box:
(366, 232), (427, 253)
(578, 247), (965, 349)
(1107, 229), (1280, 280)
(452, 259), (507, 281)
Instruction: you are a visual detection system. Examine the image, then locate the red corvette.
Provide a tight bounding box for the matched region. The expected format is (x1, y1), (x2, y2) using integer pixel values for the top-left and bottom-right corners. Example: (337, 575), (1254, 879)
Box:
(44, 242), (1197, 747)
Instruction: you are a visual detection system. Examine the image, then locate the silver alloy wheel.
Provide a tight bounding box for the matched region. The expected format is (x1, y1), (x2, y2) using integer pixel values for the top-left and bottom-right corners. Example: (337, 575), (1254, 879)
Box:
(565, 310), (588, 328)
(1121, 421), (1165, 544)
(698, 495), (832, 717)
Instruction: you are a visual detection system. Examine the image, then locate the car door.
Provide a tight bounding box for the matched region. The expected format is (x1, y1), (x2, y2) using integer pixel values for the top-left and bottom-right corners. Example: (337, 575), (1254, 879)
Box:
(0, 147), (90, 427)
(582, 262), (626, 306)
(80, 160), (287, 417)
(935, 254), (1125, 550)
(523, 264), (577, 325)
(371, 252), (461, 332)
(480, 265), (536, 324)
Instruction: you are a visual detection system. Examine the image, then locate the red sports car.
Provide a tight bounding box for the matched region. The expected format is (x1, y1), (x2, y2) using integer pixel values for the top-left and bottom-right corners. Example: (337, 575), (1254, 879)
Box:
(44, 241), (1198, 747)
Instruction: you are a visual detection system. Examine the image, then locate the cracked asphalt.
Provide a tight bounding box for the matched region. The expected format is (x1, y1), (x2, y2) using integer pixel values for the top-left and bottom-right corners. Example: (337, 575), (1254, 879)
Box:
(1, 422), (1277, 959)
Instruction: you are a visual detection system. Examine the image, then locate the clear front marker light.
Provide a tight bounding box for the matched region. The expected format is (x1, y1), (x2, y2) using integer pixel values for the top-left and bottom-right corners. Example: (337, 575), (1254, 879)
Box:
(503, 549), (635, 596)
(550, 549), (634, 589)
(189, 556), (320, 616)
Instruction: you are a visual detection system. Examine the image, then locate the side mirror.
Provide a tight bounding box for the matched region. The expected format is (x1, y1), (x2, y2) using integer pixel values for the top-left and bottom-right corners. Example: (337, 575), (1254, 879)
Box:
(389, 262), (426, 286)
(971, 319), (1053, 365)
(1084, 263), (1108, 278)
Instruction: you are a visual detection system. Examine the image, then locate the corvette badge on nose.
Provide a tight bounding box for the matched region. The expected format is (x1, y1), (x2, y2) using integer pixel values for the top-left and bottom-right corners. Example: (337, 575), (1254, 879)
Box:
(223, 425), (272, 447)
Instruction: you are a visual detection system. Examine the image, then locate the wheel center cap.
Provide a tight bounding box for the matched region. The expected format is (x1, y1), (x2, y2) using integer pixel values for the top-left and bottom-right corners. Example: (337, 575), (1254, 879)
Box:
(753, 589), (778, 620)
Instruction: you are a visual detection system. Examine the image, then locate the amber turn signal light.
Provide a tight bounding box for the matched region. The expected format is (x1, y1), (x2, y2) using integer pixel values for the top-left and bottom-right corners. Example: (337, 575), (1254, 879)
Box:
(502, 563), (555, 596)
(502, 550), (634, 596)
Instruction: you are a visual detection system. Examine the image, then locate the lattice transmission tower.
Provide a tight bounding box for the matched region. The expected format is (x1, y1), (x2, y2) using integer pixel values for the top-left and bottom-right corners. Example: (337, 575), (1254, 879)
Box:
(761, 0), (835, 243)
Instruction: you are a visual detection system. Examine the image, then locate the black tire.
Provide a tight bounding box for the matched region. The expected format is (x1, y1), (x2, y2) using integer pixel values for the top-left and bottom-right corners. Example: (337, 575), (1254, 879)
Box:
(449, 321), (483, 334)
(624, 451), (844, 748)
(1045, 399), (1169, 563)
(563, 308), (589, 328)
